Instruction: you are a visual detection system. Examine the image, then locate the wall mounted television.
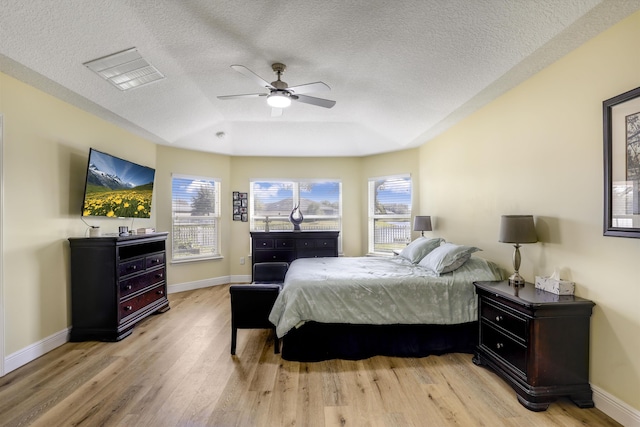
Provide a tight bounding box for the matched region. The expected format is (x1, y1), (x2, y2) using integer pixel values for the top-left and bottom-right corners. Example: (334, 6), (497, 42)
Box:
(81, 148), (156, 219)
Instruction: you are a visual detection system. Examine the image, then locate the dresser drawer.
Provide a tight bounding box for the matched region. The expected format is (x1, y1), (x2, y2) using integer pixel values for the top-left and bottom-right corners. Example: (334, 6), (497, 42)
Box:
(145, 252), (165, 268)
(296, 238), (336, 249)
(297, 249), (336, 258)
(254, 238), (275, 249)
(119, 268), (166, 299)
(119, 284), (166, 322)
(480, 322), (527, 376)
(275, 239), (294, 249)
(118, 258), (145, 277)
(481, 300), (527, 342)
(253, 250), (296, 264)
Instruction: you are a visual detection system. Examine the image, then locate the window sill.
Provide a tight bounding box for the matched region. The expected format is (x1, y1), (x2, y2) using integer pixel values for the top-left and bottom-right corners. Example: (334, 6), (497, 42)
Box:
(171, 255), (224, 264)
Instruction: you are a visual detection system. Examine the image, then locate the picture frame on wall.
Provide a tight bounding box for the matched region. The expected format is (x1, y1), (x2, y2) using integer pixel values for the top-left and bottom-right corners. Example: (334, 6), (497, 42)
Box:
(233, 192), (249, 221)
(603, 86), (640, 237)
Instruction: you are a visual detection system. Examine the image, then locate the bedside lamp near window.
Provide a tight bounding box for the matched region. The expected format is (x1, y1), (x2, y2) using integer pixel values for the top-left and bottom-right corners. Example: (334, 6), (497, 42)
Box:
(413, 216), (432, 237)
(499, 215), (537, 287)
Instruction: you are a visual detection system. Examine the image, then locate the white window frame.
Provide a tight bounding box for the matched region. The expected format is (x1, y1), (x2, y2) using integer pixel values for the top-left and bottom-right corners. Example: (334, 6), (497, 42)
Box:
(368, 174), (412, 255)
(171, 174), (221, 262)
(250, 179), (343, 252)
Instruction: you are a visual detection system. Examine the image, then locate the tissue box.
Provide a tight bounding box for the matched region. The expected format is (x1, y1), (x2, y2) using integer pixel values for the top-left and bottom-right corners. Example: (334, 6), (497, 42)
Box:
(136, 228), (156, 235)
(535, 276), (575, 295)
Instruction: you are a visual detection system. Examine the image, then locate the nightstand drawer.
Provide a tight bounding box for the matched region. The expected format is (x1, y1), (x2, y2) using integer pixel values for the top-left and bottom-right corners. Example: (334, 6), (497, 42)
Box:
(480, 322), (527, 376)
(481, 300), (527, 341)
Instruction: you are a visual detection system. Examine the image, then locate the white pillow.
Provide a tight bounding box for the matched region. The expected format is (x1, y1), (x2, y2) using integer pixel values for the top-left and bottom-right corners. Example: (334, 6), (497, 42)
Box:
(418, 243), (481, 275)
(398, 237), (444, 264)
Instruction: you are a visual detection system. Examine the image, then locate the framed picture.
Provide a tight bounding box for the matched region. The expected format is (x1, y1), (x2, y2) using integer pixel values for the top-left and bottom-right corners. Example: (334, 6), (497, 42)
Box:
(233, 191), (247, 220)
(603, 86), (640, 237)
(241, 213), (248, 222)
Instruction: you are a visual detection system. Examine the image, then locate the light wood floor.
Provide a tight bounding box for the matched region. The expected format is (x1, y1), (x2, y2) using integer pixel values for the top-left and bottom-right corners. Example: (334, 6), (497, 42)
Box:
(0, 285), (621, 427)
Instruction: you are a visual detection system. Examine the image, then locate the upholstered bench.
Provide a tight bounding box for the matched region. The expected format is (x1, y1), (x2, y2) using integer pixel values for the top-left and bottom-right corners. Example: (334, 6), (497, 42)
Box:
(229, 262), (288, 355)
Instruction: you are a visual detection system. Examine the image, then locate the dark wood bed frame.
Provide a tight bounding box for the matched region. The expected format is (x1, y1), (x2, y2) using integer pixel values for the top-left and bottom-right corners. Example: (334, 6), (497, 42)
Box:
(280, 321), (478, 361)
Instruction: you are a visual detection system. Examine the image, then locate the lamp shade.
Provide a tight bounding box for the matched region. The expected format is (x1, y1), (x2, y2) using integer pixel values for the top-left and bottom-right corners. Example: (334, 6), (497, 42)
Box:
(499, 215), (537, 244)
(413, 216), (432, 232)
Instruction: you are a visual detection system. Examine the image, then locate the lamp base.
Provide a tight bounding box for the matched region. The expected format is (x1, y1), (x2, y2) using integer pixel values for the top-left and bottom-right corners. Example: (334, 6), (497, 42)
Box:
(508, 272), (525, 288)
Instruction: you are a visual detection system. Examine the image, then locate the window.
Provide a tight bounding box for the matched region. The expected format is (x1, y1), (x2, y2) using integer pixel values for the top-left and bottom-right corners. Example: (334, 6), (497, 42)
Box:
(171, 174), (221, 261)
(250, 179), (342, 247)
(368, 175), (412, 254)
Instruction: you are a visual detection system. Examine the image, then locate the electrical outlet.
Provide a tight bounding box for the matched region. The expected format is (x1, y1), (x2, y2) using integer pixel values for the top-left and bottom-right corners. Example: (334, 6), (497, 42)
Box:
(240, 257), (245, 265)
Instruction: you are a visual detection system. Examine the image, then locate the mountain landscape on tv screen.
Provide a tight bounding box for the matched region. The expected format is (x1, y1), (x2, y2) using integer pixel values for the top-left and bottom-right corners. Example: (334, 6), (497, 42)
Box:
(83, 162), (154, 218)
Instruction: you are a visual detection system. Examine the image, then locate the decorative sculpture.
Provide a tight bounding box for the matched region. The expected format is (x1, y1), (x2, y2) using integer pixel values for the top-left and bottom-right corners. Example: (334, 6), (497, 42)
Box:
(289, 204), (304, 232)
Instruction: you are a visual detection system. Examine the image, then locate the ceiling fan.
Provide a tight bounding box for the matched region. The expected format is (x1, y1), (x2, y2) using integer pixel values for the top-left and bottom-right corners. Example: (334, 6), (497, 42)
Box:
(217, 63), (336, 116)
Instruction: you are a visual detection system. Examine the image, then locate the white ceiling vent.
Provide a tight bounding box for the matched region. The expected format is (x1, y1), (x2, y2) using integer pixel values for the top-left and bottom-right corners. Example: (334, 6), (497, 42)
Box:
(83, 48), (164, 91)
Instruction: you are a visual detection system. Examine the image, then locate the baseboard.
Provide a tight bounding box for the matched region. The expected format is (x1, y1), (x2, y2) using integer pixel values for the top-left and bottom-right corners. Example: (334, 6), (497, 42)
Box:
(230, 274), (251, 284)
(593, 385), (640, 427)
(5, 328), (69, 374)
(167, 276), (230, 293)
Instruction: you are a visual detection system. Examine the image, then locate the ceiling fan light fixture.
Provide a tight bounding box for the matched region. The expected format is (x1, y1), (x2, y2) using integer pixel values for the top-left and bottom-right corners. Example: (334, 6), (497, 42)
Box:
(267, 91), (291, 108)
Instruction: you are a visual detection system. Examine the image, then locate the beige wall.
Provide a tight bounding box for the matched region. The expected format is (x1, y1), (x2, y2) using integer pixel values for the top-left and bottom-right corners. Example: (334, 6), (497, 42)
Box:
(155, 146), (232, 285)
(228, 156), (362, 278)
(418, 11), (640, 410)
(0, 72), (157, 354)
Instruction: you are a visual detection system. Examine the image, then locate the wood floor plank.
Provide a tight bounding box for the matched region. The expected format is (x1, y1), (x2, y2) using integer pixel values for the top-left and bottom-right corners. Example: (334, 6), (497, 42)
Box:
(0, 285), (623, 427)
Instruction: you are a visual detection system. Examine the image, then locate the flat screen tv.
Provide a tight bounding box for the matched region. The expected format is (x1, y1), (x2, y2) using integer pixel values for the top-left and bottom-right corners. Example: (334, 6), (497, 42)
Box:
(81, 148), (156, 218)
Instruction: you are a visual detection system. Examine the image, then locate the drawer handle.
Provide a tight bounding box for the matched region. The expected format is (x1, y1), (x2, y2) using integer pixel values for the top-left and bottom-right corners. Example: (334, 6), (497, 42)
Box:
(496, 343), (504, 349)
(128, 265), (137, 271)
(157, 290), (164, 295)
(282, 243), (286, 246)
(156, 273), (164, 279)
(124, 305), (133, 311)
(272, 255), (276, 259)
(263, 242), (267, 246)
(323, 242), (327, 246)
(495, 315), (503, 322)
(126, 285), (132, 290)
(151, 258), (160, 264)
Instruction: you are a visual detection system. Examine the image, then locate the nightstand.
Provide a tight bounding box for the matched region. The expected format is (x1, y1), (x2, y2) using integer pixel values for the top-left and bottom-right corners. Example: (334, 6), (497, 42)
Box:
(472, 280), (595, 411)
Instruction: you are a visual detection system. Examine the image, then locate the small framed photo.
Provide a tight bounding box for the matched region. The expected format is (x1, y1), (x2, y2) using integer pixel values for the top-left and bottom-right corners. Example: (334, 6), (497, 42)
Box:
(233, 191), (240, 200)
(233, 200), (241, 206)
(241, 198), (248, 208)
(239, 192), (247, 199)
(233, 206), (240, 215)
(241, 213), (248, 222)
(233, 214), (241, 221)
(239, 207), (247, 214)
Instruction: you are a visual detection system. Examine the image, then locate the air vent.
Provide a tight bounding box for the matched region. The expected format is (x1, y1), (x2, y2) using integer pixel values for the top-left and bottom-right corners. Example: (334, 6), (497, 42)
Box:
(83, 48), (164, 91)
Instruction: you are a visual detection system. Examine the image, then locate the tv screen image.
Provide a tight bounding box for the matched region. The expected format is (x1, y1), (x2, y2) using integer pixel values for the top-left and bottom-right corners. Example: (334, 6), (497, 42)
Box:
(82, 148), (156, 218)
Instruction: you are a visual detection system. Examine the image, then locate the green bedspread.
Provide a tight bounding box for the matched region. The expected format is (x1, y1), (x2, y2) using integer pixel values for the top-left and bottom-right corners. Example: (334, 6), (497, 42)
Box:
(269, 256), (505, 338)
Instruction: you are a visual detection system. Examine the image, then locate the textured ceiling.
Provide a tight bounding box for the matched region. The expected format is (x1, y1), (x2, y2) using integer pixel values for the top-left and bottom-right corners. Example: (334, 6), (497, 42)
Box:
(1, 1), (639, 157)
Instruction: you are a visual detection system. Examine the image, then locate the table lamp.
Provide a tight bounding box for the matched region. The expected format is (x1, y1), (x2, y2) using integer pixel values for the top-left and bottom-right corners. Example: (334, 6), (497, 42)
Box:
(413, 216), (432, 237)
(499, 215), (537, 287)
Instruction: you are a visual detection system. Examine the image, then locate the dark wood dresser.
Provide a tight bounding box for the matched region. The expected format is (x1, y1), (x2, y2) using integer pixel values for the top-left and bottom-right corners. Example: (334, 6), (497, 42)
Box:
(68, 233), (170, 341)
(250, 231), (339, 277)
(473, 280), (595, 411)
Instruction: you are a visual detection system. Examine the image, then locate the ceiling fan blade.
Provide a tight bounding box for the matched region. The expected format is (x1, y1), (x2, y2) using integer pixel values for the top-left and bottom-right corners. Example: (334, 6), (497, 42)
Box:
(292, 94), (336, 109)
(231, 65), (275, 90)
(271, 108), (283, 117)
(287, 81), (330, 95)
(217, 93), (267, 100)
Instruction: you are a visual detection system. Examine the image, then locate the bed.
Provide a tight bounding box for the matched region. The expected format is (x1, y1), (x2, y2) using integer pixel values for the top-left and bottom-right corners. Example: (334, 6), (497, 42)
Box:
(268, 239), (505, 361)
